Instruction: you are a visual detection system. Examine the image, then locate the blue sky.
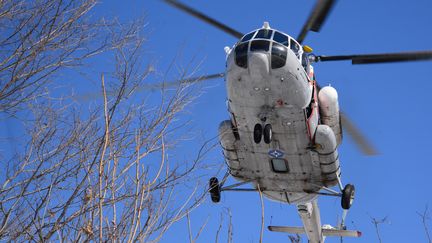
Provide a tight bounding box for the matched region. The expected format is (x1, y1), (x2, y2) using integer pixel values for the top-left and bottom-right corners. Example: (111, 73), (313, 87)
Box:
(95, 1), (432, 242)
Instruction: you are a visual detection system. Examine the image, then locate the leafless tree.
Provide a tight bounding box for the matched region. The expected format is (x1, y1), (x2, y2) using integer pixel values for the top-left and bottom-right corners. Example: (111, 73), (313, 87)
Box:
(0, 1), (214, 241)
(0, 0), (113, 113)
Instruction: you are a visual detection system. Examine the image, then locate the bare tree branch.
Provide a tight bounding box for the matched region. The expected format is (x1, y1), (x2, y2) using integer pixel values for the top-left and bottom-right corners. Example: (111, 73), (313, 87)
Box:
(370, 216), (389, 243)
(417, 205), (432, 243)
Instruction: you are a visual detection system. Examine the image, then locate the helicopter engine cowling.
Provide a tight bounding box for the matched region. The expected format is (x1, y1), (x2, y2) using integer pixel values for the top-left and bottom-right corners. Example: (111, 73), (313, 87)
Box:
(219, 120), (241, 170)
(318, 86), (342, 145)
(314, 124), (340, 187)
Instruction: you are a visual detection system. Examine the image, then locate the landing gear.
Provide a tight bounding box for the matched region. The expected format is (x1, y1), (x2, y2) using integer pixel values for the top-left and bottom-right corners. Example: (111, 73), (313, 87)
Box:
(341, 184), (355, 210)
(209, 177), (221, 203)
(253, 124), (262, 144)
(254, 123), (272, 144)
(263, 124), (272, 144)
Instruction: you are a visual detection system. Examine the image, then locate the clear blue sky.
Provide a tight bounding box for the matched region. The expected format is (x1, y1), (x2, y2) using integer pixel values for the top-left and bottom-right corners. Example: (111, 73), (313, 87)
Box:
(102, 1), (432, 242)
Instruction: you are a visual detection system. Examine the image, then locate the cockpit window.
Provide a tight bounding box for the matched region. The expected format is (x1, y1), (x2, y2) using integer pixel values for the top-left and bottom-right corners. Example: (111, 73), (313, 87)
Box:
(271, 42), (287, 69)
(235, 42), (248, 68)
(241, 31), (255, 42)
(250, 40), (270, 52)
(290, 38), (300, 58)
(255, 29), (273, 39)
(273, 31), (289, 47)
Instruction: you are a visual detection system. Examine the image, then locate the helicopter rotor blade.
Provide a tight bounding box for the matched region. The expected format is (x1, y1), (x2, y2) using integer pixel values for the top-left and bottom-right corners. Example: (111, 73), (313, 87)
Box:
(297, 0), (337, 44)
(340, 111), (378, 155)
(163, 0), (244, 39)
(74, 73), (225, 101)
(316, 50), (432, 64)
(163, 72), (225, 86)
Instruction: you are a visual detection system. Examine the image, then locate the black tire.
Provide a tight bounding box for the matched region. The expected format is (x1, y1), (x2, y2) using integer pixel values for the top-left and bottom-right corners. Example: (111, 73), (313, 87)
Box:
(209, 177), (221, 203)
(253, 124), (262, 144)
(341, 184), (355, 210)
(263, 124), (272, 144)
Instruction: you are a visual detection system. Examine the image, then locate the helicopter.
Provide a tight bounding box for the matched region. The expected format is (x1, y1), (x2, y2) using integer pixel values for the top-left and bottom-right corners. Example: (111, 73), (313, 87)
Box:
(162, 0), (432, 242)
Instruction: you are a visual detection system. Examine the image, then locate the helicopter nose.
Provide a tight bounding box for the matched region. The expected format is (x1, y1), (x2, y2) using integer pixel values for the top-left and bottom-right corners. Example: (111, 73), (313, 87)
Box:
(248, 52), (269, 78)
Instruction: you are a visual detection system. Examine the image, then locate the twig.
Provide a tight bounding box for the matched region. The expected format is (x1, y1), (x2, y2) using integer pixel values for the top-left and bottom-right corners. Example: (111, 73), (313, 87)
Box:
(417, 205), (431, 243)
(370, 216), (388, 243)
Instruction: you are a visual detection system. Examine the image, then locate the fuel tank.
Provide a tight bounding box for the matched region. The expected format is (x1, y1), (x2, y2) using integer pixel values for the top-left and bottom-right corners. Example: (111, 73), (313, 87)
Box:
(318, 86), (342, 145)
(314, 124), (340, 187)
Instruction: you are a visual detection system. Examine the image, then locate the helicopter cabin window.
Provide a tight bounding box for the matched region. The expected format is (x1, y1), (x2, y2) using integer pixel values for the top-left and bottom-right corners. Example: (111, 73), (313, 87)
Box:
(250, 40), (270, 52)
(290, 39), (300, 59)
(271, 158), (289, 173)
(255, 29), (273, 39)
(273, 31), (289, 47)
(302, 53), (310, 74)
(235, 42), (248, 68)
(271, 42), (287, 69)
(241, 31), (255, 42)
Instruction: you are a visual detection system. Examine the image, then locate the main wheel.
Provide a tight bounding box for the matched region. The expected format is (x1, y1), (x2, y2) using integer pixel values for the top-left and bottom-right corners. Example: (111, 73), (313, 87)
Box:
(253, 124), (263, 144)
(341, 184), (355, 210)
(209, 177), (221, 203)
(263, 124), (272, 144)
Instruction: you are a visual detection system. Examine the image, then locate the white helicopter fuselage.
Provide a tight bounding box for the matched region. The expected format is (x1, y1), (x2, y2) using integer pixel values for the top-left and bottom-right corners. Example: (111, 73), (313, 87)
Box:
(219, 26), (342, 205)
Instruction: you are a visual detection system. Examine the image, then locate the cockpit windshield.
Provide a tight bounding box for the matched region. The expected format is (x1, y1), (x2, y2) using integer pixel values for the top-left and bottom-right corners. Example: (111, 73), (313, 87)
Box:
(235, 28), (302, 70)
(255, 29), (273, 39)
(273, 31), (289, 47)
(250, 40), (270, 52)
(271, 42), (287, 69)
(241, 31), (255, 42)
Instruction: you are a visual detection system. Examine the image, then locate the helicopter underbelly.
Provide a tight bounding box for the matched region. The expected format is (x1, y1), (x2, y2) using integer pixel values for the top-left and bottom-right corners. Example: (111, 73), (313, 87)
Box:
(221, 107), (323, 204)
(221, 54), (339, 204)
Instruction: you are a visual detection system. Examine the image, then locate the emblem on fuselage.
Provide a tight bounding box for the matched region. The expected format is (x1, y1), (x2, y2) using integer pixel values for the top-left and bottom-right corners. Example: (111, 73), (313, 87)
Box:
(268, 149), (285, 158)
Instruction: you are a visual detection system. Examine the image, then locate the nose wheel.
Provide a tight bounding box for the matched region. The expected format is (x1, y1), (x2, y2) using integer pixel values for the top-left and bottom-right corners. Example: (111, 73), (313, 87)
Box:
(263, 124), (272, 144)
(253, 123), (272, 144)
(253, 124), (262, 144)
